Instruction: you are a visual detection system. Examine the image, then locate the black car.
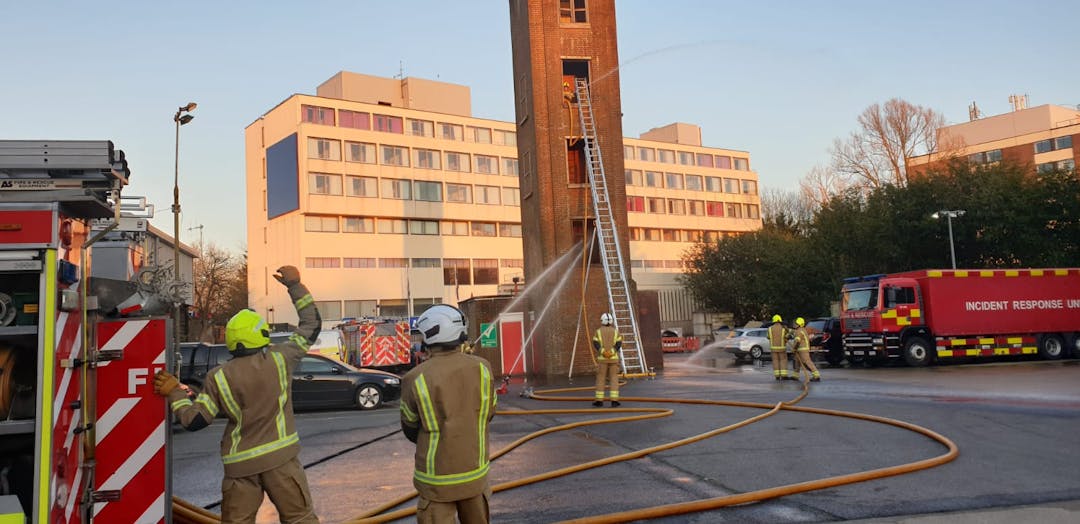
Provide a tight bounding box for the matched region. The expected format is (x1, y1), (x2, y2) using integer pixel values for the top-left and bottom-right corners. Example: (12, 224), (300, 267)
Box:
(806, 317), (844, 365)
(177, 342), (232, 390)
(293, 354), (401, 410)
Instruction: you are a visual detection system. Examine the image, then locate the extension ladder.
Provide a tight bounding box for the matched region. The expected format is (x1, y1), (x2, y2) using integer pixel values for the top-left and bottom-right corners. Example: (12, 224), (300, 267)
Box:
(573, 77), (649, 377)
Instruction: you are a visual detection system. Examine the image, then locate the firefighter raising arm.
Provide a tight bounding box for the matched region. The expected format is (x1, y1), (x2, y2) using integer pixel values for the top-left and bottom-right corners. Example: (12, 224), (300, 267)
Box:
(270, 265), (322, 371)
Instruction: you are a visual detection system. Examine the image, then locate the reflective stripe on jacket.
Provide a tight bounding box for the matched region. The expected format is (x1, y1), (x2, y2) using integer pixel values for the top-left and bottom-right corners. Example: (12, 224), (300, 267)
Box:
(593, 326), (622, 362)
(400, 350), (497, 502)
(168, 282), (321, 477)
(768, 323), (787, 351)
(794, 326), (811, 351)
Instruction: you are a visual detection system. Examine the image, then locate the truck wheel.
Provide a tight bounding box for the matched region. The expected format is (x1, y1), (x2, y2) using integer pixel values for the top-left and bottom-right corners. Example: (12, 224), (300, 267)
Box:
(750, 346), (763, 360)
(355, 384), (384, 410)
(1038, 334), (1065, 360)
(903, 337), (933, 367)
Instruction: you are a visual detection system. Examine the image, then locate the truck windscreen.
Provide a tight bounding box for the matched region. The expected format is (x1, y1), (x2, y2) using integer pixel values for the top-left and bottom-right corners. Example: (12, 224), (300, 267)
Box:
(843, 287), (878, 311)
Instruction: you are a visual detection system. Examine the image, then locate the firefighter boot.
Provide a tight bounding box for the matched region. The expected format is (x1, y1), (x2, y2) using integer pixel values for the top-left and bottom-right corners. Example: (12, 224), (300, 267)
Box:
(610, 400), (621, 408)
(592, 400), (604, 407)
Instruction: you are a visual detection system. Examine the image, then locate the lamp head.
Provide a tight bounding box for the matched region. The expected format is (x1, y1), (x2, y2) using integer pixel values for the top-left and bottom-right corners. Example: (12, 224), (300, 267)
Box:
(181, 102), (197, 112)
(178, 114), (194, 125)
(931, 212), (940, 219)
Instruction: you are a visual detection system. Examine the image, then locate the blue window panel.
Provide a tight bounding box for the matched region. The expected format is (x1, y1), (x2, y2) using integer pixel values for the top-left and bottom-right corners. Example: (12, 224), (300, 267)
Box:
(267, 134), (299, 219)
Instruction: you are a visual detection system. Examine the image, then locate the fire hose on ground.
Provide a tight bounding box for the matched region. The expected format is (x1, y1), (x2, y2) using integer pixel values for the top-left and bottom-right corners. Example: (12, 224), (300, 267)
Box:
(172, 376), (958, 523)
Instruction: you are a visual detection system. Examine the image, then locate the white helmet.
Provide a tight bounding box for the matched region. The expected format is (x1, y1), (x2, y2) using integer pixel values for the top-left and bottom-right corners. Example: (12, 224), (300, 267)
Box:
(600, 313), (614, 326)
(416, 304), (468, 347)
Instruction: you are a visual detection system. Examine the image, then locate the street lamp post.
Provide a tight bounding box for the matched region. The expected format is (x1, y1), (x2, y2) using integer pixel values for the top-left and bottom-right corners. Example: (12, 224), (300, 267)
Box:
(173, 102), (196, 350)
(931, 209), (965, 269)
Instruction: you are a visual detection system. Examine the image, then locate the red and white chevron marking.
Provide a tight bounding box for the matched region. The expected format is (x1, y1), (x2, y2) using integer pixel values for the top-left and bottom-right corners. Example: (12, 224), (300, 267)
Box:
(92, 318), (169, 524)
(49, 299), (87, 524)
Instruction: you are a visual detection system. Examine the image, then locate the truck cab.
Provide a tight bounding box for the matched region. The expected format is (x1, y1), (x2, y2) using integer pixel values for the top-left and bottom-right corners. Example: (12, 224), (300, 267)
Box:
(841, 274), (931, 365)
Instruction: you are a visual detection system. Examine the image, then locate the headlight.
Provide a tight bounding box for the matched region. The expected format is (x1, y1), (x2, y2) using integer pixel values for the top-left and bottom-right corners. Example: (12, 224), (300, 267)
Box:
(383, 377), (400, 385)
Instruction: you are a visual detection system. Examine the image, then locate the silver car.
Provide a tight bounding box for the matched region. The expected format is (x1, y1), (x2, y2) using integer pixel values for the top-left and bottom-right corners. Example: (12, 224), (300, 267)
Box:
(720, 328), (772, 361)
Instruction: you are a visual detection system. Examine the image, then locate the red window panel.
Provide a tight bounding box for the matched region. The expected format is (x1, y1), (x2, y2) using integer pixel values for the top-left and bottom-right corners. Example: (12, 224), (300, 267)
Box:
(706, 202), (724, 217)
(627, 196), (645, 212)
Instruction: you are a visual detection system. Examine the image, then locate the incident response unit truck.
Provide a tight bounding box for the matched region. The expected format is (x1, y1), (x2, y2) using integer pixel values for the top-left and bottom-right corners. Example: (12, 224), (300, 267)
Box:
(840, 268), (1080, 366)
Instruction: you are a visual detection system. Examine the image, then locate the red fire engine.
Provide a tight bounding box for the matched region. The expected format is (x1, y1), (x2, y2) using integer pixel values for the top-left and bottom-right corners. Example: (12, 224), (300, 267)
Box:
(338, 318), (415, 373)
(0, 141), (171, 523)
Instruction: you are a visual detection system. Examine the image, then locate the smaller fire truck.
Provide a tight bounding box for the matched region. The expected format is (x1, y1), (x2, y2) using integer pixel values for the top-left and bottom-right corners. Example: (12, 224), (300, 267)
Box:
(337, 318), (415, 374)
(0, 141), (172, 524)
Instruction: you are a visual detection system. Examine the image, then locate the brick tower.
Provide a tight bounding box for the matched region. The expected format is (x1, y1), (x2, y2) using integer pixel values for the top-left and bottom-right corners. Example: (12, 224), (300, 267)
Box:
(509, 0), (632, 378)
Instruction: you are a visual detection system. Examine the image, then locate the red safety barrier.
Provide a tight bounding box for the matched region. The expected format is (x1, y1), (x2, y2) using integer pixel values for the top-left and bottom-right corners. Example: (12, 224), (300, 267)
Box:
(682, 336), (700, 352)
(661, 337), (683, 353)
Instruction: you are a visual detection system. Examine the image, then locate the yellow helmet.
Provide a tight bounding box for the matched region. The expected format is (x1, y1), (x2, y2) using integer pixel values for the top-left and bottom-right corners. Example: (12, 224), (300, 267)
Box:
(795, 317), (805, 327)
(225, 309), (270, 352)
(772, 314), (782, 322)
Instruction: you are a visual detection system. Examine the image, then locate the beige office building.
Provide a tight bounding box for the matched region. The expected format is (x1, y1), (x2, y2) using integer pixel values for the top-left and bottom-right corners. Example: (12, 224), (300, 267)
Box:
(245, 72), (761, 333)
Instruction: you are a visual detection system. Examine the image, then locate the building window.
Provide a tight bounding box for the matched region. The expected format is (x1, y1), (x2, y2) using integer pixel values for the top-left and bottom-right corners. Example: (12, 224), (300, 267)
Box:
(1054, 136), (1072, 150)
(307, 138), (340, 161)
(644, 171), (662, 187)
(625, 169), (642, 186)
(644, 260), (664, 269)
(475, 185), (501, 205)
(381, 145), (409, 167)
(471, 221), (497, 237)
(733, 157), (749, 171)
(685, 174), (703, 191)
(409, 220), (439, 235)
(467, 126), (493, 144)
(379, 258), (409, 268)
(412, 298), (443, 315)
(308, 173), (342, 195)
(705, 176), (722, 192)
(559, 0), (587, 23)
(696, 154), (714, 168)
(643, 229), (662, 241)
(687, 230), (704, 242)
(1034, 140), (1053, 154)
(302, 105), (335, 125)
(443, 258), (471, 285)
(373, 114), (403, 133)
(339, 110), (370, 130)
(499, 223), (522, 237)
(315, 301), (342, 321)
(646, 197), (664, 214)
(502, 157), (519, 176)
(472, 259), (499, 285)
(1038, 159), (1076, 173)
(501, 259), (524, 268)
(413, 181), (442, 202)
(343, 258), (377, 268)
(724, 178), (739, 193)
(745, 204), (761, 219)
(412, 258), (441, 268)
(494, 129), (517, 146)
(344, 299), (377, 317)
(446, 151), (471, 172)
(630, 259), (644, 268)
(446, 183), (473, 203)
(969, 149), (1003, 164)
(665, 260), (683, 269)
(662, 229), (678, 242)
(726, 202), (743, 218)
(688, 200), (705, 216)
(343, 217), (374, 233)
(441, 221), (469, 236)
(627, 196), (645, 212)
(715, 155), (732, 169)
(623, 145), (634, 159)
(629, 228), (643, 241)
(705, 231), (722, 243)
(502, 187), (521, 206)
(665, 173), (684, 190)
(741, 180), (758, 195)
(305, 257), (340, 269)
(658, 149), (676, 164)
(667, 199), (686, 215)
(346, 176), (377, 197)
(408, 118), (434, 137)
(414, 149), (441, 170)
(706, 201), (724, 217)
(304, 216), (338, 232)
(378, 299), (408, 317)
(474, 155), (497, 174)
(380, 178), (411, 200)
(638, 147), (656, 162)
(439, 123), (463, 141)
(346, 142), (376, 163)
(376, 219), (407, 235)
(678, 151), (695, 166)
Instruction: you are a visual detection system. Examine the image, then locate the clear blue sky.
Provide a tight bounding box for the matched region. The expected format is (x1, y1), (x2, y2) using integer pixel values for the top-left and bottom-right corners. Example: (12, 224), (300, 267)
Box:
(2, 0), (1077, 251)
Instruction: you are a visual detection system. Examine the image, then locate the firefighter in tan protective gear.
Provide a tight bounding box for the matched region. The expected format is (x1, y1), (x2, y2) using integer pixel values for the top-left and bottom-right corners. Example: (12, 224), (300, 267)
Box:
(400, 305), (497, 524)
(153, 266), (321, 524)
(592, 313), (622, 407)
(768, 314), (791, 381)
(792, 317), (822, 381)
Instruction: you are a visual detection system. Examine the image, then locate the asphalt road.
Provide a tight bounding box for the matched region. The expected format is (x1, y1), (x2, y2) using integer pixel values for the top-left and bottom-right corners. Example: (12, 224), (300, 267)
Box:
(172, 351), (1080, 523)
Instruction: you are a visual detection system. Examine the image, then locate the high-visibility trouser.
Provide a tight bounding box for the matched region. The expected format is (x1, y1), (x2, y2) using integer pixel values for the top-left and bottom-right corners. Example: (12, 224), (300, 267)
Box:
(770, 346), (788, 377)
(795, 347), (820, 377)
(595, 360), (620, 399)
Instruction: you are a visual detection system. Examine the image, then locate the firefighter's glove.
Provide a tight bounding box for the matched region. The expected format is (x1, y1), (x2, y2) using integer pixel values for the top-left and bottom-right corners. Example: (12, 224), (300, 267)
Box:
(273, 265), (301, 286)
(153, 370), (180, 397)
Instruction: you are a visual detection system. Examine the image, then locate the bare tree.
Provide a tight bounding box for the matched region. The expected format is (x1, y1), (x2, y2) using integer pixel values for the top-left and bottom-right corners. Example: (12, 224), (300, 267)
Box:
(760, 187), (815, 231)
(191, 243), (248, 342)
(830, 98), (948, 189)
(799, 164), (855, 206)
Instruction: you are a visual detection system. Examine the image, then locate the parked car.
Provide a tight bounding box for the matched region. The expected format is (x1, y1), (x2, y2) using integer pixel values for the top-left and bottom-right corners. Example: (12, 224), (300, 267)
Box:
(293, 354), (401, 410)
(177, 342), (232, 391)
(806, 317), (844, 365)
(720, 328), (771, 361)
